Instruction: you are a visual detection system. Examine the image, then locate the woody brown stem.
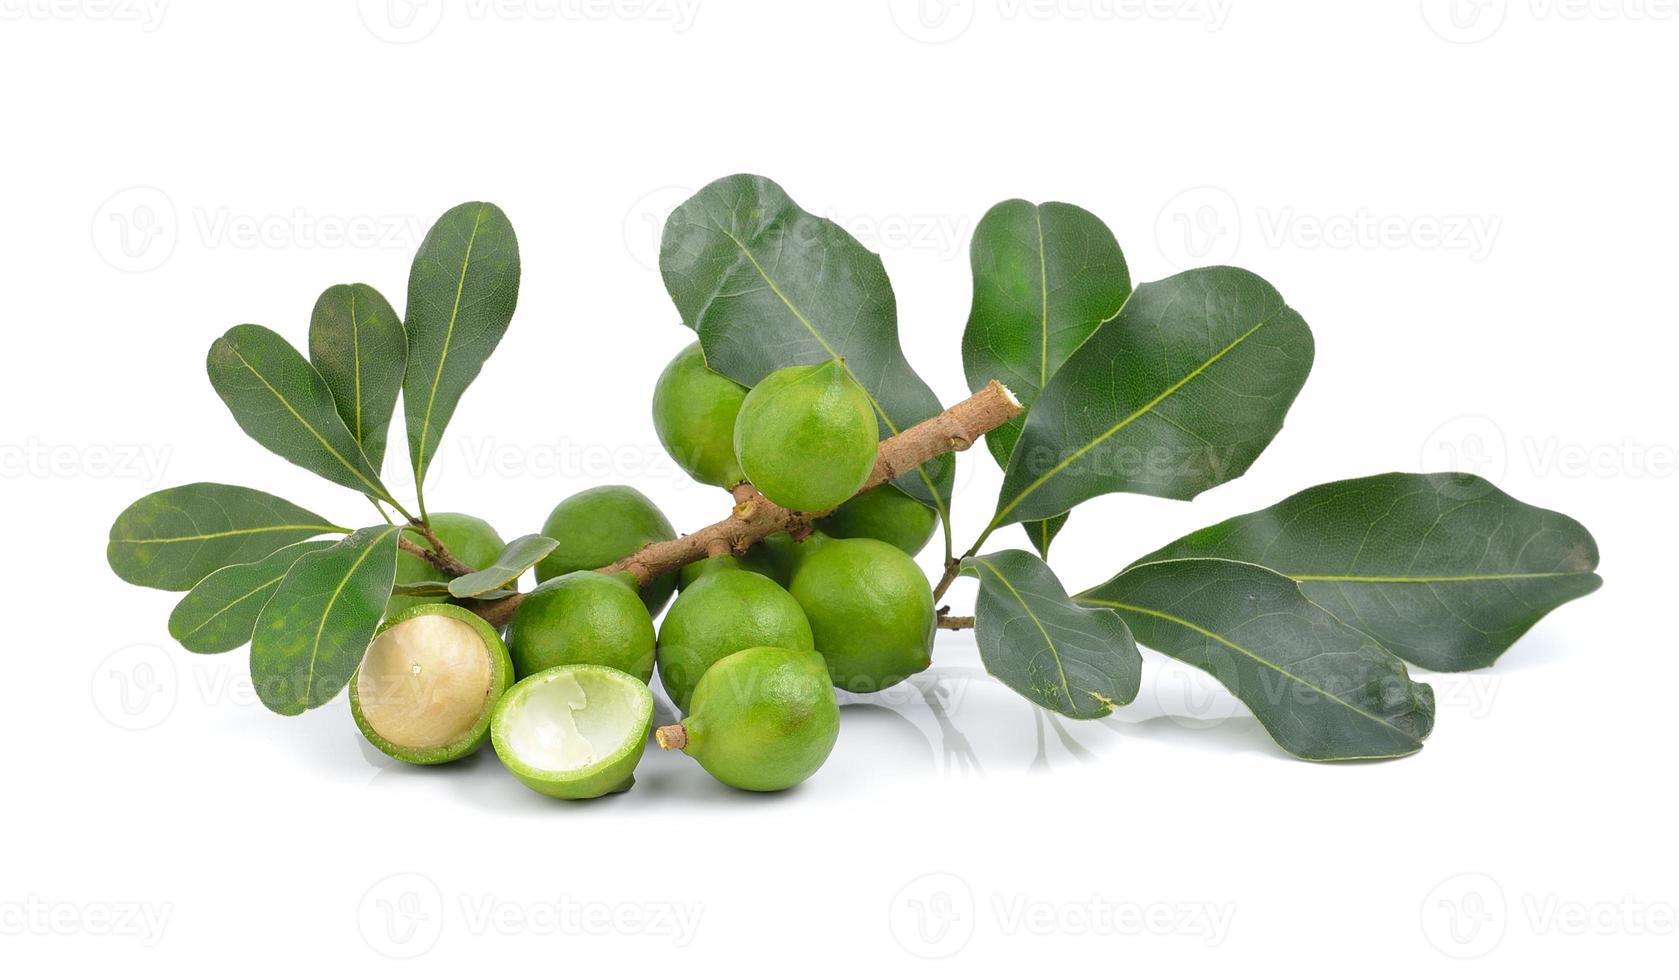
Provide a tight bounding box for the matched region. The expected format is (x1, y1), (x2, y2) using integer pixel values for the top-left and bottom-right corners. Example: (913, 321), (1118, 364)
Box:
(473, 381), (1022, 629)
(937, 615), (975, 631)
(931, 559), (964, 603)
(397, 534), (474, 579)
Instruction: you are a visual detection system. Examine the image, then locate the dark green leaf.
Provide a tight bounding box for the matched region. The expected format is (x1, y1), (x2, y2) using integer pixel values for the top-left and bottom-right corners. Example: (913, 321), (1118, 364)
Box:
(1132, 472), (1603, 671)
(404, 202), (520, 498)
(993, 267), (1314, 526)
(167, 541), (336, 653)
(961, 199), (1130, 471)
(308, 283), (406, 471)
(107, 483), (345, 591)
(1080, 558), (1435, 761)
(207, 324), (395, 503)
(447, 534), (558, 597)
(250, 525), (401, 715)
(659, 174), (953, 515)
(1025, 514), (1068, 560)
(959, 549), (1140, 719)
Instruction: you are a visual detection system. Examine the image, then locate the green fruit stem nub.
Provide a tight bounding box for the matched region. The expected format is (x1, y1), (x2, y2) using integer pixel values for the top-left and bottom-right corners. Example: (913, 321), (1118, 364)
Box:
(655, 723), (688, 751)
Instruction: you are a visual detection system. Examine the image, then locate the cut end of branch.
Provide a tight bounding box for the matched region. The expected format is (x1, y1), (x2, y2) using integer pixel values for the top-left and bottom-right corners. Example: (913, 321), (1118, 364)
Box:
(654, 724), (688, 751)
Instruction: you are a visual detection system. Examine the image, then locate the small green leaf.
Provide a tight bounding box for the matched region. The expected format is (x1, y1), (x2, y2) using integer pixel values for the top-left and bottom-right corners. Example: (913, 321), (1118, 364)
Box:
(250, 525), (401, 716)
(960, 549), (1140, 719)
(1131, 472), (1603, 671)
(108, 483), (345, 591)
(659, 174), (953, 516)
(308, 283), (406, 471)
(1026, 514), (1068, 560)
(1080, 558), (1435, 761)
(993, 267), (1314, 526)
(167, 541), (336, 653)
(207, 324), (395, 503)
(404, 202), (520, 500)
(962, 199), (1131, 471)
(393, 581), (515, 600)
(390, 580), (454, 597)
(447, 534), (559, 597)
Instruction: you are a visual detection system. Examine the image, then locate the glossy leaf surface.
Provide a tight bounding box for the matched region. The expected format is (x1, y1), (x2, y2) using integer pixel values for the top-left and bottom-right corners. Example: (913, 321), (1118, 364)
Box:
(108, 483), (343, 591)
(207, 324), (394, 502)
(995, 267), (1313, 525)
(308, 283), (405, 471)
(1131, 472), (1603, 670)
(447, 534), (559, 598)
(168, 541), (335, 653)
(1081, 558), (1435, 761)
(403, 202), (520, 497)
(250, 525), (400, 715)
(960, 549), (1141, 719)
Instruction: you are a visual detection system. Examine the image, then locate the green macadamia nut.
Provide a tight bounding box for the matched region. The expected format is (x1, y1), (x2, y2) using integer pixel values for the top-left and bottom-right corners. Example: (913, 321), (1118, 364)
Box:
(733, 360), (878, 513)
(535, 485), (678, 616)
(652, 341), (749, 488)
(657, 646), (839, 792)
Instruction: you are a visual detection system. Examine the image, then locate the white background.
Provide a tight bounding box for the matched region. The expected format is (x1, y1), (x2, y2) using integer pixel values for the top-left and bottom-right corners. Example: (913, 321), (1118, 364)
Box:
(2, 1), (1672, 975)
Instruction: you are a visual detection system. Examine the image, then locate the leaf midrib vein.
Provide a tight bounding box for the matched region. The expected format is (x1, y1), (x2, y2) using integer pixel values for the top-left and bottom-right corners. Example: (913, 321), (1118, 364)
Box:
(301, 527), (397, 708)
(118, 523), (342, 545)
(415, 206), (487, 485)
(1080, 595), (1420, 741)
(995, 315), (1274, 522)
(973, 557), (1077, 714)
(225, 342), (385, 501)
